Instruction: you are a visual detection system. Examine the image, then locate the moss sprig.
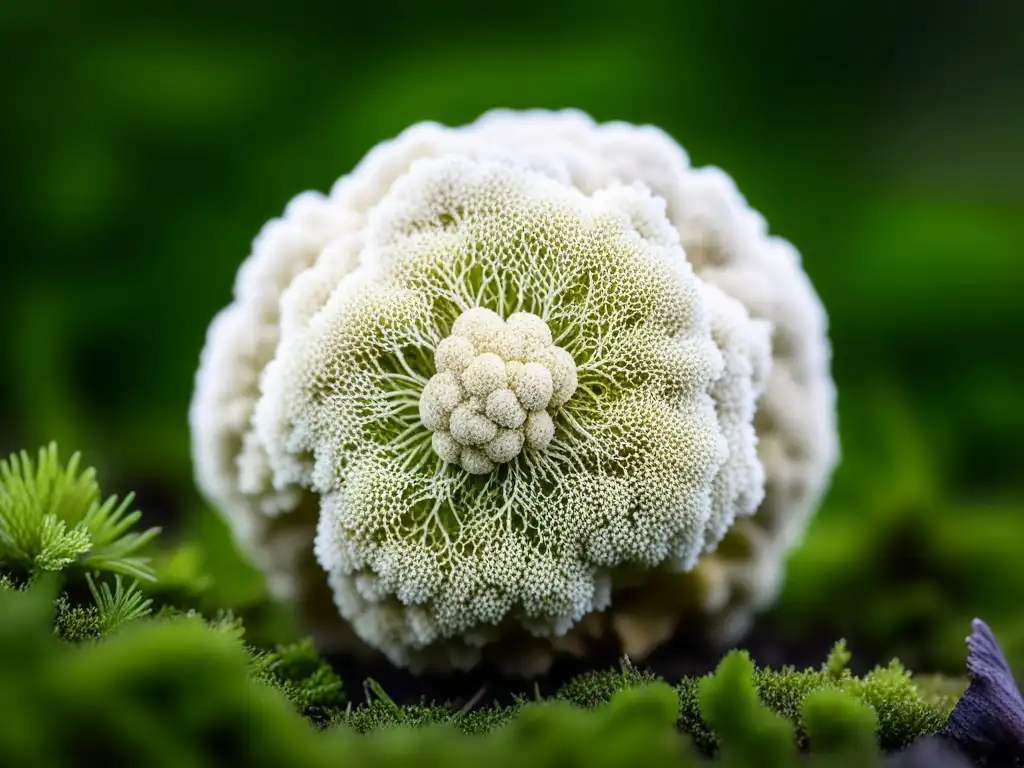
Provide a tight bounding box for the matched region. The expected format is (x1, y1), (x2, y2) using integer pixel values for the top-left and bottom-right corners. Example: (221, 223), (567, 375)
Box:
(0, 443), (160, 582)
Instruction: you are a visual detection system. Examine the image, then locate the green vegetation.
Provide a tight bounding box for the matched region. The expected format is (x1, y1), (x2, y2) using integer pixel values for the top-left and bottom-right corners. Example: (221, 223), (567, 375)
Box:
(0, 443), (974, 766)
(3, 0), (1019, 686)
(1, 6), (1019, 763)
(0, 579), (954, 767)
(0, 443), (159, 582)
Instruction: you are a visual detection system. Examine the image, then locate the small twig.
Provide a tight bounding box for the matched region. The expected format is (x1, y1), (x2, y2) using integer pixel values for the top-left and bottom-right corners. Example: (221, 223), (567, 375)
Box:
(363, 678), (404, 721)
(458, 684), (489, 716)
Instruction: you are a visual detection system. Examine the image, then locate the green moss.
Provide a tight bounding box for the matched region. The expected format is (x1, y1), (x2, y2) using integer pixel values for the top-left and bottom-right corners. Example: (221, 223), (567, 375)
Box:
(0, 443), (971, 766)
(801, 689), (879, 768)
(0, 443), (160, 582)
(1, 569), (154, 644)
(0, 443), (346, 730)
(0, 579), (970, 767)
(252, 638), (346, 724)
(699, 651), (799, 766)
(52, 593), (105, 641)
(555, 657), (659, 708)
(671, 641), (949, 756)
(840, 659), (949, 750)
(0, 583), (328, 768)
(911, 672), (969, 711)
(332, 641), (949, 761)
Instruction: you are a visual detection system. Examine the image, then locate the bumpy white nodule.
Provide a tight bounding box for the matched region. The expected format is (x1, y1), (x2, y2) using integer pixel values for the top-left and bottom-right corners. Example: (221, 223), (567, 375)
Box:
(420, 308), (577, 474)
(189, 109), (838, 673)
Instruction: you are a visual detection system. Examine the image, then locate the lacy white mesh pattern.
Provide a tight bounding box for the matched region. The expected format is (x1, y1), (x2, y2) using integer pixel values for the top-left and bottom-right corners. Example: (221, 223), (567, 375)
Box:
(189, 109), (838, 672)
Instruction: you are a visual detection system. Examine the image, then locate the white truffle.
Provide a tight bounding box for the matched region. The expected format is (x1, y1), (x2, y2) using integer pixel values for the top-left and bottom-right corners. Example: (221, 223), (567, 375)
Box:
(448, 404), (498, 446)
(450, 307), (505, 350)
(415, 307), (577, 473)
(513, 362), (554, 411)
(431, 430), (462, 464)
(434, 335), (475, 374)
(485, 429), (525, 464)
(189, 109), (837, 676)
(460, 446), (496, 475)
(485, 388), (527, 429)
(523, 409), (555, 450)
(462, 353), (507, 396)
(418, 372), (462, 432)
(506, 311), (553, 351)
(548, 347), (579, 408)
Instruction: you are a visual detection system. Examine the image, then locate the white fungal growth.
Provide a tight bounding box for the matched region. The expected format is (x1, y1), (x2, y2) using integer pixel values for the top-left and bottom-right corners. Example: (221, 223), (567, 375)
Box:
(189, 108), (838, 673)
(254, 157), (730, 668)
(418, 308), (576, 473)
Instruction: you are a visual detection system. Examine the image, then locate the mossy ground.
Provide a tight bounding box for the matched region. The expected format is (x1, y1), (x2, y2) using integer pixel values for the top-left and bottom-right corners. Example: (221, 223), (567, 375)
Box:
(0, 576), (966, 767)
(0, 445), (1006, 767)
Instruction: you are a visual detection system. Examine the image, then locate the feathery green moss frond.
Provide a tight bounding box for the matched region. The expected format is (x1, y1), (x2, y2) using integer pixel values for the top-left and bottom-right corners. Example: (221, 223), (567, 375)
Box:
(86, 573), (154, 633)
(0, 443), (160, 582)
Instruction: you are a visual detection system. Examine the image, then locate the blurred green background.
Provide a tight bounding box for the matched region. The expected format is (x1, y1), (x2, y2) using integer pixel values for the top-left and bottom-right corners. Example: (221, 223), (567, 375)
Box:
(2, 2), (1021, 679)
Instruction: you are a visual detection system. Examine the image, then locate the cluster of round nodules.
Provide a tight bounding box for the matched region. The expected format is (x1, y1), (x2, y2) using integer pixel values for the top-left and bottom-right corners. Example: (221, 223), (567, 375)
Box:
(418, 307), (578, 474)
